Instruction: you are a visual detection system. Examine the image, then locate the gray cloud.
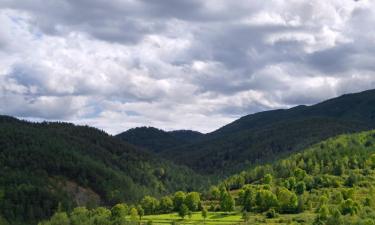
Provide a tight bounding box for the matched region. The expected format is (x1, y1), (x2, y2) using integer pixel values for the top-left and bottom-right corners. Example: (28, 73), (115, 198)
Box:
(1, 0), (375, 134)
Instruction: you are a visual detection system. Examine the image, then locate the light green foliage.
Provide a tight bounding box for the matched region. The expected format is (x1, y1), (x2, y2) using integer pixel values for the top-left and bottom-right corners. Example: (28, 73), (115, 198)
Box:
(238, 185), (255, 212)
(70, 207), (90, 225)
(255, 190), (278, 212)
(220, 190), (235, 212)
(294, 168), (307, 181)
(90, 207), (111, 225)
(277, 187), (298, 213)
(178, 204), (189, 219)
(173, 191), (186, 211)
(129, 208), (139, 222)
(296, 181), (306, 195)
(264, 174), (273, 185)
(209, 186), (220, 200)
(111, 203), (128, 223)
(159, 196), (173, 213)
(340, 199), (360, 215)
(184, 192), (201, 211)
(141, 196), (159, 215)
(136, 205), (144, 220)
(201, 207), (207, 220)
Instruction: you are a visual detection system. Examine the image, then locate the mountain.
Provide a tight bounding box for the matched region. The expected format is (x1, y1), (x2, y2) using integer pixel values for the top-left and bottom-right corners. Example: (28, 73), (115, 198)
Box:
(41, 129), (375, 225)
(128, 89), (375, 175)
(0, 116), (208, 224)
(116, 127), (203, 153)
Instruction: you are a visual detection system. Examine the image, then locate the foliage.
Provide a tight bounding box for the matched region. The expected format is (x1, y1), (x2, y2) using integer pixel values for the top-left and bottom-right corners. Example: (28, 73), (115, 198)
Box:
(0, 116), (208, 224)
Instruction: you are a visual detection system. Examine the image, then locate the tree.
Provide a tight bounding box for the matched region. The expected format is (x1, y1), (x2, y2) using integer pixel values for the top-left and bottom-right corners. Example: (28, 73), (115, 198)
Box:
(210, 186), (220, 200)
(178, 204), (189, 219)
(159, 196), (174, 213)
(255, 190), (278, 212)
(314, 204), (330, 224)
(264, 174), (273, 185)
(326, 208), (343, 225)
(111, 203), (128, 223)
(294, 168), (307, 181)
(141, 196), (159, 215)
(70, 207), (90, 225)
(91, 207), (112, 225)
(345, 173), (359, 187)
(185, 192), (201, 211)
(340, 199), (359, 215)
(242, 211), (250, 224)
(47, 212), (70, 225)
(238, 186), (255, 212)
(220, 191), (235, 212)
(173, 191), (186, 211)
(130, 208), (139, 222)
(137, 205), (144, 221)
(295, 181), (306, 195)
(277, 188), (298, 213)
(201, 207), (208, 223)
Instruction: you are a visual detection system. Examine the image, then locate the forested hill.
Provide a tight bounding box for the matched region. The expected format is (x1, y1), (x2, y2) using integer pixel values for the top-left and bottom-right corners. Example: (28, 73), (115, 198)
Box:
(40, 129), (375, 225)
(0, 116), (208, 225)
(146, 89), (375, 174)
(116, 127), (203, 153)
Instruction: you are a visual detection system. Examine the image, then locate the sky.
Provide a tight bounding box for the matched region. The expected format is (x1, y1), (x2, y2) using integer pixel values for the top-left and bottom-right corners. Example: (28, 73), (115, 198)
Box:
(1, 0), (375, 134)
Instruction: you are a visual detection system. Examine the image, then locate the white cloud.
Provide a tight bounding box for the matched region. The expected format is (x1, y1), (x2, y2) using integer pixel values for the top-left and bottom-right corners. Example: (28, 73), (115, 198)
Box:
(1, 0), (375, 134)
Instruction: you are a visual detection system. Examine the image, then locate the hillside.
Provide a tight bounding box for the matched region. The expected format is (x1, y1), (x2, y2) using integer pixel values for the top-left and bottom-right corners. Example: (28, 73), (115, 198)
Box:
(116, 127), (203, 153)
(40, 129), (375, 225)
(0, 116), (208, 225)
(157, 89), (375, 174)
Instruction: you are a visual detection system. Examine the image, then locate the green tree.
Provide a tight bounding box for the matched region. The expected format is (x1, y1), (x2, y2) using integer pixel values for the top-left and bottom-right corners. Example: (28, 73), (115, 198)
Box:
(178, 204), (189, 219)
(47, 212), (70, 225)
(238, 186), (255, 212)
(91, 207), (111, 225)
(173, 191), (186, 211)
(130, 208), (139, 222)
(326, 208), (343, 225)
(264, 174), (273, 185)
(201, 207), (208, 222)
(111, 203), (128, 224)
(295, 181), (306, 195)
(159, 196), (174, 213)
(210, 186), (220, 200)
(255, 190), (278, 212)
(340, 199), (359, 215)
(137, 205), (144, 221)
(242, 211), (250, 224)
(185, 192), (201, 211)
(294, 168), (307, 181)
(70, 207), (90, 225)
(220, 191), (235, 212)
(141, 196), (159, 215)
(277, 188), (298, 213)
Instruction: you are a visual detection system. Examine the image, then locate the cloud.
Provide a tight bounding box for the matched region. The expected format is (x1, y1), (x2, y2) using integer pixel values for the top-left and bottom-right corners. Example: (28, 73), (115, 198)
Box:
(1, 0), (375, 134)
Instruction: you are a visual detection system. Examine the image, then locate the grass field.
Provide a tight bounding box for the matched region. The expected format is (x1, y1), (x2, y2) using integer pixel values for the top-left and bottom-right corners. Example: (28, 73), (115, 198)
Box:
(135, 211), (316, 224)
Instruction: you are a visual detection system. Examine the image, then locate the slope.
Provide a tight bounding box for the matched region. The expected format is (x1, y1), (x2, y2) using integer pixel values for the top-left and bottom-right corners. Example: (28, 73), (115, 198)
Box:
(116, 127), (203, 153)
(0, 116), (208, 224)
(160, 89), (375, 174)
(41, 129), (375, 225)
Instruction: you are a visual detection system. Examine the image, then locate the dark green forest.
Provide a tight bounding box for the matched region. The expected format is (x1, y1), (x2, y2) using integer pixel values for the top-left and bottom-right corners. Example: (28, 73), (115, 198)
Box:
(117, 127), (203, 153)
(40, 129), (375, 225)
(119, 89), (375, 175)
(3, 89), (375, 224)
(0, 116), (208, 225)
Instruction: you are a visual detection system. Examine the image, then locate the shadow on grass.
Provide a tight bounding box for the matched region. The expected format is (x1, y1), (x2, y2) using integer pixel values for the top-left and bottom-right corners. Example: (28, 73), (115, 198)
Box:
(209, 212), (236, 219)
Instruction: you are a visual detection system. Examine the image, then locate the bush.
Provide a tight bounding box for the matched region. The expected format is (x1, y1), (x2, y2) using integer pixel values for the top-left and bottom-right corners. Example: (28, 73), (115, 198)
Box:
(265, 208), (278, 218)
